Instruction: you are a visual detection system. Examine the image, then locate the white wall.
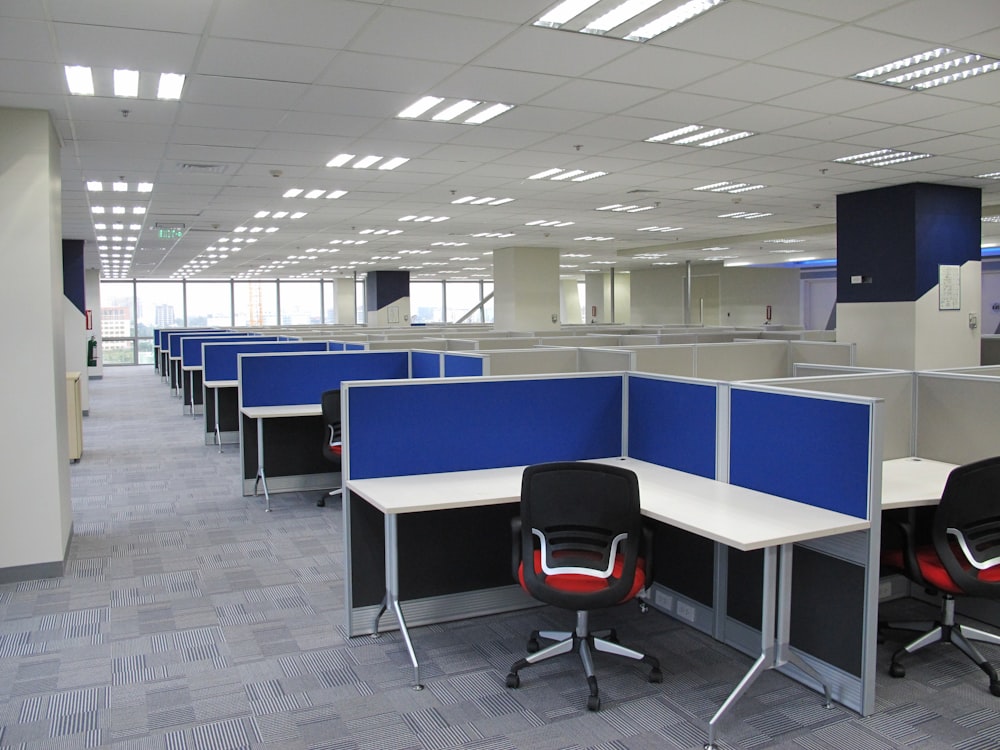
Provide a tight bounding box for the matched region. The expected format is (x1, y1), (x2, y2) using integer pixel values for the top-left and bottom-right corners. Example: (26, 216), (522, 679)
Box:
(631, 264), (801, 327)
(0, 108), (73, 578)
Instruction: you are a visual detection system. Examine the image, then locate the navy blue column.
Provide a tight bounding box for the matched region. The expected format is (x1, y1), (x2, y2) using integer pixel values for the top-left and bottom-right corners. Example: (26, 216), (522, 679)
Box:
(836, 183), (982, 368)
(365, 270), (410, 326)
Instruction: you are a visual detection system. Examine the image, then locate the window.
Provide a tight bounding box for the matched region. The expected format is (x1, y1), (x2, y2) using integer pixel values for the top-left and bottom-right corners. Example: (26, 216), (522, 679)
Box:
(100, 281), (137, 364)
(446, 282), (483, 323)
(411, 282), (443, 323)
(185, 281), (232, 327)
(233, 281), (277, 327)
(278, 281), (322, 325)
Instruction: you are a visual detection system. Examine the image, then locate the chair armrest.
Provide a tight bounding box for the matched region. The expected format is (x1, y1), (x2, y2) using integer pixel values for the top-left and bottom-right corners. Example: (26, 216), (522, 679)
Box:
(510, 517), (523, 582)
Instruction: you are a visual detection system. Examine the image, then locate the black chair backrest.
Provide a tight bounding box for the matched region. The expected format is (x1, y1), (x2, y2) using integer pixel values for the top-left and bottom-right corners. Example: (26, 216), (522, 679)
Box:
(933, 455), (1000, 597)
(519, 461), (642, 610)
(321, 388), (341, 459)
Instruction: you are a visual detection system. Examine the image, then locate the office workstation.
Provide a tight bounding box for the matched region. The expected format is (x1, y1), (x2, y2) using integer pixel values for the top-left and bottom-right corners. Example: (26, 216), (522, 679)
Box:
(338, 370), (893, 746)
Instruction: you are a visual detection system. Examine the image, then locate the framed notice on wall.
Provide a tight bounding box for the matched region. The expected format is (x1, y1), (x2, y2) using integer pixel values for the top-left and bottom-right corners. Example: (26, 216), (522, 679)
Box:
(939, 265), (961, 310)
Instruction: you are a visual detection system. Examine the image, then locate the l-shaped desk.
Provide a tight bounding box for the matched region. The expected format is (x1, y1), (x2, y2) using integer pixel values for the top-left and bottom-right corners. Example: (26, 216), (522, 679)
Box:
(348, 455), (872, 750)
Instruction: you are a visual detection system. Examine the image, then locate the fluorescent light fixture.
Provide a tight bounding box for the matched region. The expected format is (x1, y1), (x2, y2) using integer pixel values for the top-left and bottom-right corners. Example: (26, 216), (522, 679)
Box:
(157, 73), (185, 100)
(326, 153), (355, 167)
(353, 155), (382, 169)
(113, 181), (128, 192)
(113, 68), (139, 97)
(529, 168), (564, 180)
(638, 225), (682, 232)
(304, 190), (325, 199)
(584, 0), (660, 35)
(535, 0), (601, 28)
(852, 47), (1000, 90)
(464, 103), (513, 124)
(86, 181), (103, 191)
(326, 190), (348, 199)
(552, 169), (585, 181)
(646, 124), (753, 147)
(254, 211), (270, 218)
(291, 212), (307, 219)
(137, 182), (153, 192)
(573, 171), (607, 181)
(694, 181), (765, 193)
(272, 211), (289, 218)
(112, 206), (125, 214)
(65, 65), (94, 95)
(379, 157), (409, 170)
(718, 211), (771, 219)
(625, 0), (726, 41)
(283, 188), (304, 198)
(977, 172), (1000, 179)
(398, 96), (444, 118)
(835, 149), (932, 167)
(433, 99), (480, 121)
(132, 207), (145, 214)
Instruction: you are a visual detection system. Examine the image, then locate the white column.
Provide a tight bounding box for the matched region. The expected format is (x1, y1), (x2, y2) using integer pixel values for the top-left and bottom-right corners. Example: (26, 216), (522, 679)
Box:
(493, 246), (560, 331)
(332, 277), (356, 324)
(0, 108), (72, 580)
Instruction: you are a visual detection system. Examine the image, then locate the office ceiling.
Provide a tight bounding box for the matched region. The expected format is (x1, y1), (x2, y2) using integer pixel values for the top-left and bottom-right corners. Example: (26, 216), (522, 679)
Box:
(1, 0), (999, 282)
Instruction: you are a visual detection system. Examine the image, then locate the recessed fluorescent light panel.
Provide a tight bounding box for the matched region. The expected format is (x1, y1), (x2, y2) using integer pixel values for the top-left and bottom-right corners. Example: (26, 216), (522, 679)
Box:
(452, 196), (515, 205)
(596, 204), (655, 212)
(694, 181), (765, 193)
(646, 124), (753, 147)
(718, 211), (772, 219)
(977, 172), (1000, 179)
(834, 149), (932, 167)
(528, 168), (607, 181)
(65, 65), (95, 95)
(534, 0), (727, 42)
(113, 69), (139, 97)
(397, 96), (514, 124)
(852, 48), (1000, 90)
(157, 73), (185, 100)
(638, 226), (682, 232)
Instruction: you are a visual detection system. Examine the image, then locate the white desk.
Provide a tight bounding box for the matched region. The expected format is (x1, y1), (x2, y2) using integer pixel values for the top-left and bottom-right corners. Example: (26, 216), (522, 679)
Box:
(347, 456), (869, 749)
(240, 403), (321, 511)
(881, 457), (956, 509)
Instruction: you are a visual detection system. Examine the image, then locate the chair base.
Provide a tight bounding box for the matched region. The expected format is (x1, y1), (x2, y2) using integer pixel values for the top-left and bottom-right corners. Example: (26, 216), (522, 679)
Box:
(317, 487), (343, 508)
(505, 609), (661, 711)
(884, 594), (1000, 696)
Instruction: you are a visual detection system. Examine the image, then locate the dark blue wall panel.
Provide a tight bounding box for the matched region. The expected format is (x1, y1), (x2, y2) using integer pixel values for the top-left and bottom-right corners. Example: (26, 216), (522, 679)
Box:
(62, 239), (86, 314)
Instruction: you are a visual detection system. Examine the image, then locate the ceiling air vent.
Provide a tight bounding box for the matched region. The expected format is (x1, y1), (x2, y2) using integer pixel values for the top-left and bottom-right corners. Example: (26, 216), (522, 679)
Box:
(176, 162), (227, 174)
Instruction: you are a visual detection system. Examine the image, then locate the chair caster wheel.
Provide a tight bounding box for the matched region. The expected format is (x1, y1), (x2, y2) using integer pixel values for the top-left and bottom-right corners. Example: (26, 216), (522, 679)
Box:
(316, 498), (325, 507)
(990, 681), (1000, 697)
(649, 667), (663, 683)
(889, 662), (906, 678)
(526, 638), (540, 653)
(587, 695), (601, 711)
(506, 673), (520, 689)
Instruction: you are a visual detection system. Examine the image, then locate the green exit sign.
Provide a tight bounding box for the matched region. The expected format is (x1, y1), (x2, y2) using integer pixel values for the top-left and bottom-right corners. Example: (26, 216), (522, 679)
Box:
(157, 228), (184, 239)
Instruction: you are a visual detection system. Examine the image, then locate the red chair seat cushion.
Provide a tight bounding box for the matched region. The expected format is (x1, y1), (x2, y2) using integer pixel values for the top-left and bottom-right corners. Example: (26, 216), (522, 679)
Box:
(331, 445), (342, 456)
(518, 550), (646, 602)
(882, 545), (1000, 595)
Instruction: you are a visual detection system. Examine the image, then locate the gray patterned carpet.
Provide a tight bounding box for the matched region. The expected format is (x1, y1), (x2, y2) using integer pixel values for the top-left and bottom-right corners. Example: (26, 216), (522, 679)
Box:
(2, 366), (1000, 749)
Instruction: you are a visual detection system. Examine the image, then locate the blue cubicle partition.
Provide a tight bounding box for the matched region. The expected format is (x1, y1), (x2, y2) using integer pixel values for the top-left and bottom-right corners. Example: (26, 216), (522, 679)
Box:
(236, 350), (413, 497)
(239, 350), (410, 408)
(443, 352), (485, 377)
(176, 333), (262, 412)
(181, 335), (275, 370)
(726, 382), (882, 716)
(346, 373), (624, 480)
(159, 328), (220, 387)
(627, 373), (718, 479)
(201, 339), (330, 446)
(410, 350), (442, 378)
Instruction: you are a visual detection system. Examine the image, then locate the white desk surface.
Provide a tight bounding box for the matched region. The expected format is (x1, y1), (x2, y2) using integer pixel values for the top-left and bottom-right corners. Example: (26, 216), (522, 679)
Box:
(204, 379), (238, 388)
(346, 456), (869, 552)
(240, 404), (321, 419)
(881, 457), (956, 510)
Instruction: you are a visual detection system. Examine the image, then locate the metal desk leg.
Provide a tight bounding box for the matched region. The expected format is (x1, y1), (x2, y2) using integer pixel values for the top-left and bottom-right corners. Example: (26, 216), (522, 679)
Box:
(187, 371), (194, 415)
(705, 544), (831, 750)
(252, 417), (271, 511)
(214, 389), (223, 453)
(379, 514), (423, 690)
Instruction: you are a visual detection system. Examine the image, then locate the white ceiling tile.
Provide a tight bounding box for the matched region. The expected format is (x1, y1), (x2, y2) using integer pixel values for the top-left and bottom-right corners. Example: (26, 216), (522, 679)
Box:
(195, 38), (335, 83)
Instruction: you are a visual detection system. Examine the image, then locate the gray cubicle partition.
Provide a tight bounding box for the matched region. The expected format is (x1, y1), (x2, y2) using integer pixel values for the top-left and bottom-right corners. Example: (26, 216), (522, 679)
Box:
(577, 347), (633, 372)
(915, 371), (1000, 465)
(982, 335), (1000, 365)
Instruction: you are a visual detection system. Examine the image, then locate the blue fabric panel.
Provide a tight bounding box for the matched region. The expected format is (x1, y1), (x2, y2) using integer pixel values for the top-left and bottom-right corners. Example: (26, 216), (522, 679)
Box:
(411, 352), (441, 378)
(203, 341), (326, 381)
(181, 335), (271, 367)
(729, 389), (872, 519)
(345, 343), (365, 350)
(627, 375), (717, 478)
(327, 342), (346, 351)
(347, 376), (623, 479)
(240, 351), (410, 407)
(444, 354), (484, 377)
(167, 330), (226, 357)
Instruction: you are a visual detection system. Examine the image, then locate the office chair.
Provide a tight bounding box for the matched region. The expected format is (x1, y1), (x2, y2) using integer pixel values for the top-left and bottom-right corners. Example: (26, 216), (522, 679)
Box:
(881, 455), (1000, 696)
(316, 388), (342, 508)
(505, 461), (662, 711)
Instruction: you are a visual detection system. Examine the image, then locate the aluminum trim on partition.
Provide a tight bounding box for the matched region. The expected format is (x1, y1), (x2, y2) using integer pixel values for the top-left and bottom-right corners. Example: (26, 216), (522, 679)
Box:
(241, 472), (339, 497)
